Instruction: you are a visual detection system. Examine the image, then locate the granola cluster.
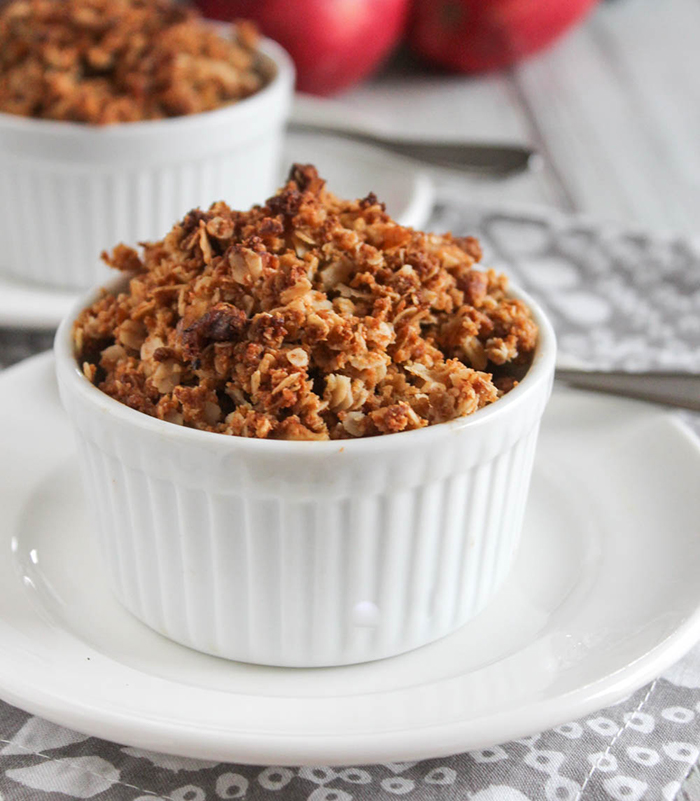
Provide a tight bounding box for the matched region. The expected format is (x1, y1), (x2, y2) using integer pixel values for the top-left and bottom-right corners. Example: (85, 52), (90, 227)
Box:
(75, 166), (539, 440)
(0, 0), (264, 124)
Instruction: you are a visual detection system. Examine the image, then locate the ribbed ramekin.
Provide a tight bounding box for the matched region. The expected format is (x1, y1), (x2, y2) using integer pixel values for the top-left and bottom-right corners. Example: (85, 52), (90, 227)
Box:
(55, 277), (556, 667)
(0, 36), (293, 290)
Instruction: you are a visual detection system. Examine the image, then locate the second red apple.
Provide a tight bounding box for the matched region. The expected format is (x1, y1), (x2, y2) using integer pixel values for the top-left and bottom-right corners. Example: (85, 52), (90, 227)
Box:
(408, 0), (599, 73)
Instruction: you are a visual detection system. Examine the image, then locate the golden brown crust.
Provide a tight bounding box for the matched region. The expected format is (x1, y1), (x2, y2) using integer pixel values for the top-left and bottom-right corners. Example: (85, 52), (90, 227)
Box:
(0, 0), (264, 124)
(74, 165), (539, 440)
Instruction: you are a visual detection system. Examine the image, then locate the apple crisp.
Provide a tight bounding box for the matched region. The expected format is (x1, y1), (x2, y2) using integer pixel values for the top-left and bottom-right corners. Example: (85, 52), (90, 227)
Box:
(74, 166), (538, 440)
(0, 0), (264, 124)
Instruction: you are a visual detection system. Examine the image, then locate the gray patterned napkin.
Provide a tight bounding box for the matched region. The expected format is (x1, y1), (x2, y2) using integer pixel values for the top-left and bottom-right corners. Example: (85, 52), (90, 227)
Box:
(0, 196), (699, 800)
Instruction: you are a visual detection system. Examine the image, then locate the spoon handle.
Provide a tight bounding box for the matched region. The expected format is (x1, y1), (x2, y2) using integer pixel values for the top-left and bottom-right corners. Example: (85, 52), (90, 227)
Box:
(556, 369), (700, 412)
(290, 94), (537, 177)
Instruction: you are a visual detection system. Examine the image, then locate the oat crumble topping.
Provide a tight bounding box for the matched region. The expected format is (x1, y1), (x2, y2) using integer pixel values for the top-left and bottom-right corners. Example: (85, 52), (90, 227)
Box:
(0, 0), (264, 124)
(74, 165), (539, 440)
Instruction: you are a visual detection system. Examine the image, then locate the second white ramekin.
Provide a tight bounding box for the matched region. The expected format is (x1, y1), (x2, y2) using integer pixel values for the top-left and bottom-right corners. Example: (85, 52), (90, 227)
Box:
(55, 277), (556, 667)
(0, 36), (293, 290)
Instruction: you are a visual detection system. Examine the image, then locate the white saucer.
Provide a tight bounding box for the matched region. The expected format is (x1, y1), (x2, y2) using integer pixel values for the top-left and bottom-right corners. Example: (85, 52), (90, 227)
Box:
(2, 353), (700, 766)
(0, 132), (434, 331)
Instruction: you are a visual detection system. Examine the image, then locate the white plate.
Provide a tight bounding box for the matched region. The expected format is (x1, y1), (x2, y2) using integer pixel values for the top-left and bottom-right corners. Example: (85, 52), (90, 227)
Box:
(0, 132), (434, 331)
(2, 353), (700, 765)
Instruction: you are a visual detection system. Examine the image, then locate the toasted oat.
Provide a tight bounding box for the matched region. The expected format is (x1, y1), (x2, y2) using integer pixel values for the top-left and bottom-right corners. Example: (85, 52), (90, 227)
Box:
(74, 165), (539, 440)
(0, 0), (265, 124)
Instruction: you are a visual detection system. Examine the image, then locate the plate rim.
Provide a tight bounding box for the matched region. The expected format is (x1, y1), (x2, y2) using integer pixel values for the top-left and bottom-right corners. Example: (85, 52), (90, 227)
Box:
(1, 353), (700, 765)
(0, 616), (699, 766)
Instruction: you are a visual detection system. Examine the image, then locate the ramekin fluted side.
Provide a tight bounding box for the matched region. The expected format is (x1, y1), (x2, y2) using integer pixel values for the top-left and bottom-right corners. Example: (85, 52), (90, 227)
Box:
(0, 142), (283, 289)
(72, 416), (542, 666)
(0, 37), (293, 290)
(56, 278), (556, 667)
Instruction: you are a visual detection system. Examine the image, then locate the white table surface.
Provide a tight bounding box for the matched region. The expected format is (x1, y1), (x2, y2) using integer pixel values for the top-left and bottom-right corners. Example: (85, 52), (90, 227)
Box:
(340, 0), (700, 240)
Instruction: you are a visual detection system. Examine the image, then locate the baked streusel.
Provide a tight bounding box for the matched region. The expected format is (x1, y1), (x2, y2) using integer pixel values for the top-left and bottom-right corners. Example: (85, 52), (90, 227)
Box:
(0, 0), (264, 124)
(75, 166), (539, 440)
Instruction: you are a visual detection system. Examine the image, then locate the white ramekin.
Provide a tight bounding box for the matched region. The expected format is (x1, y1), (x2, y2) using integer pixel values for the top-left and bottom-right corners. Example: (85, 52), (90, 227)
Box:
(0, 37), (293, 290)
(55, 277), (556, 667)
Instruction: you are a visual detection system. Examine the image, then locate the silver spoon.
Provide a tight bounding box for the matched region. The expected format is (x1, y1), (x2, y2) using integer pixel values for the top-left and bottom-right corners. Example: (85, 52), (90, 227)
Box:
(290, 94), (538, 178)
(555, 369), (700, 412)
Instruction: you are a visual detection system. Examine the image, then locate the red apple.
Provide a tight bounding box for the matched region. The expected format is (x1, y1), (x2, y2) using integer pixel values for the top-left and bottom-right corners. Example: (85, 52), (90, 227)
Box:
(408, 0), (600, 73)
(194, 0), (410, 95)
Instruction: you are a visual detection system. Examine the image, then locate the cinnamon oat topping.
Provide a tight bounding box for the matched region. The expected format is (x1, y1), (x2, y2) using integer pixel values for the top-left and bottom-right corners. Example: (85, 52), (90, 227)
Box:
(74, 166), (539, 440)
(0, 0), (264, 124)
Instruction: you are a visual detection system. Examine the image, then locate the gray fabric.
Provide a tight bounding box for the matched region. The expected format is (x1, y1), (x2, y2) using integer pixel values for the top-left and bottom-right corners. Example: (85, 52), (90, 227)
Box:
(0, 327), (53, 369)
(0, 195), (699, 800)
